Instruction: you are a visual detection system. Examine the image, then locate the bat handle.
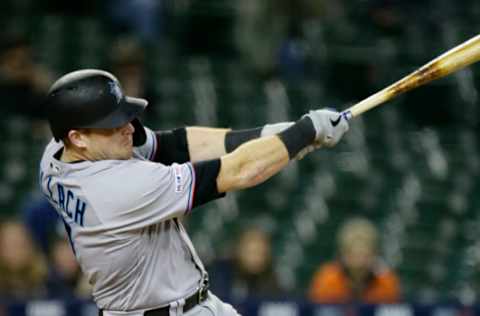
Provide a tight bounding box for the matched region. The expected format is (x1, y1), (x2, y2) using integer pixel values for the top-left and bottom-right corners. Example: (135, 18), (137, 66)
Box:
(341, 110), (353, 121)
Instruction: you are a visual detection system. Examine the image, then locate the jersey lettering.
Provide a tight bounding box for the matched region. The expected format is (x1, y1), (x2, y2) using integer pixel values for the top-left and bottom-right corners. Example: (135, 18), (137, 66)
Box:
(51, 183), (87, 227)
(58, 184), (66, 212)
(66, 190), (75, 218)
(47, 176), (58, 204)
(74, 198), (86, 226)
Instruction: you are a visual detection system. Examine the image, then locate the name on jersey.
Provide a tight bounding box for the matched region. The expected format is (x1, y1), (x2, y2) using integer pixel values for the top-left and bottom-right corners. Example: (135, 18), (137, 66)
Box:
(43, 174), (87, 227)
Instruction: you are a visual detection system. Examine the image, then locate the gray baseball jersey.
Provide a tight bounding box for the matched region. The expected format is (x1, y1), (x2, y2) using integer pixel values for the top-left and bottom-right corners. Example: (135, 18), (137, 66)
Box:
(39, 127), (208, 311)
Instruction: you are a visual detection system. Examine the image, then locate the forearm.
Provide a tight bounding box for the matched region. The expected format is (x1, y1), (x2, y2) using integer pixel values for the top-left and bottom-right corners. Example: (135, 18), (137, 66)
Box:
(217, 136), (289, 192)
(217, 117), (315, 192)
(186, 127), (230, 162)
(186, 122), (294, 162)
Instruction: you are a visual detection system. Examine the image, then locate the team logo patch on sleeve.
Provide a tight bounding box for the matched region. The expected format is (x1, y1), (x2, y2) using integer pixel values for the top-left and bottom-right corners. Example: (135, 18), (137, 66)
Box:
(174, 166), (183, 193)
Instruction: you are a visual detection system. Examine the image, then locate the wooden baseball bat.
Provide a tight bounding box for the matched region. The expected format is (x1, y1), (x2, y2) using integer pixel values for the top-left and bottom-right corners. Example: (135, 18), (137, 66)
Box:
(342, 34), (480, 120)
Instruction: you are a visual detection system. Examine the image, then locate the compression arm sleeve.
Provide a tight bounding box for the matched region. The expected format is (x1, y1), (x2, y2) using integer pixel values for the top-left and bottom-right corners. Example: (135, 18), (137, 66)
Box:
(153, 128), (190, 165)
(191, 159), (225, 208)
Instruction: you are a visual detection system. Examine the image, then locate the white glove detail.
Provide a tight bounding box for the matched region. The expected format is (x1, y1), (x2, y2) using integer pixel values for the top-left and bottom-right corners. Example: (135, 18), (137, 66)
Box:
(304, 109), (349, 147)
(260, 122), (294, 137)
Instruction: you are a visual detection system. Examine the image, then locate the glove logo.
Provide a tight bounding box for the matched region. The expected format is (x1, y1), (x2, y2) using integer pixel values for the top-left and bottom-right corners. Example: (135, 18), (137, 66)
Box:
(330, 115), (342, 127)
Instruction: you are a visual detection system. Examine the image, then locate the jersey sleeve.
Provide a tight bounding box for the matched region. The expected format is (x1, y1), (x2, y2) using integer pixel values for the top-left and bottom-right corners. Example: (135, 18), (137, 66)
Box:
(83, 160), (196, 230)
(133, 127), (157, 161)
(133, 127), (190, 164)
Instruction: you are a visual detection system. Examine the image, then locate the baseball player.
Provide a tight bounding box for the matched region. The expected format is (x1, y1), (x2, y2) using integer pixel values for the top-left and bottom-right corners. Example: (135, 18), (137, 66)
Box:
(39, 69), (349, 316)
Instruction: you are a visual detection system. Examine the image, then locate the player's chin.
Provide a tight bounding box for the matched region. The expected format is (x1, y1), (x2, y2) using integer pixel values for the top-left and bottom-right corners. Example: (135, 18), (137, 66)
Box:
(122, 147), (134, 160)
(115, 147), (133, 160)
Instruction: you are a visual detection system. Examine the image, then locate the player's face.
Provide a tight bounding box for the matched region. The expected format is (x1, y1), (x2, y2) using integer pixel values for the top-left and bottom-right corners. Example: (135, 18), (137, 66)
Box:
(82, 122), (135, 160)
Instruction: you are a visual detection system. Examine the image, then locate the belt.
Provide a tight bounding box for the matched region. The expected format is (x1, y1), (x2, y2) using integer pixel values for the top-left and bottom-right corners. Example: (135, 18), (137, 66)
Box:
(98, 286), (209, 316)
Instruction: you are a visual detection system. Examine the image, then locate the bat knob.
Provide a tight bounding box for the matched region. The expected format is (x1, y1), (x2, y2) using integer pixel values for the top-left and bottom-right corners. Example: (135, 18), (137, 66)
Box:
(342, 111), (353, 121)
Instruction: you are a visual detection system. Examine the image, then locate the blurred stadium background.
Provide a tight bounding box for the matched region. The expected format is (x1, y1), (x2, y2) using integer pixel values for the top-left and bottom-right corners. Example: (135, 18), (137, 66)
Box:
(1, 0), (480, 315)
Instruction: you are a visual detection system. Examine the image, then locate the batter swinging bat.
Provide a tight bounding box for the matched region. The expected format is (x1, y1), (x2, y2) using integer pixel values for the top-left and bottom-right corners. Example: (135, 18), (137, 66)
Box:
(342, 34), (480, 120)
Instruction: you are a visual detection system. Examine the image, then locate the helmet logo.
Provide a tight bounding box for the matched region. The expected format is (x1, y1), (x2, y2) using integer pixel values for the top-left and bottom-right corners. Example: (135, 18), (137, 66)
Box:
(108, 81), (123, 103)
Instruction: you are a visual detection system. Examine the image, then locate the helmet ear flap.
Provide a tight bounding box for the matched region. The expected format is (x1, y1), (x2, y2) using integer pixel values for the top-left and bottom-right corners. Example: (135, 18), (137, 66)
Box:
(131, 118), (147, 146)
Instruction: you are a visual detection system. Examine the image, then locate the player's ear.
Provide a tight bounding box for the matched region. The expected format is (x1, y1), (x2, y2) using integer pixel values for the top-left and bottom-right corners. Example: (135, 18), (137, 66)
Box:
(67, 129), (88, 149)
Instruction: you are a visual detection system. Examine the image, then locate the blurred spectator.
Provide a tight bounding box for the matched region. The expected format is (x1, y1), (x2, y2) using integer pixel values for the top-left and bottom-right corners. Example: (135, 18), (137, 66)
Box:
(209, 227), (285, 302)
(308, 217), (401, 304)
(179, 0), (235, 56)
(103, 0), (164, 43)
(108, 37), (158, 122)
(45, 233), (91, 299)
(110, 38), (146, 98)
(234, 0), (289, 77)
(40, 0), (97, 17)
(21, 196), (91, 299)
(22, 196), (61, 256)
(0, 219), (48, 300)
(234, 0), (324, 80)
(0, 30), (52, 119)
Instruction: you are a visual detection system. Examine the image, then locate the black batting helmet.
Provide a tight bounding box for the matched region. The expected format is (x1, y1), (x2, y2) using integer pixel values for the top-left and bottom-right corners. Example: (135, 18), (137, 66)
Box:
(44, 69), (148, 146)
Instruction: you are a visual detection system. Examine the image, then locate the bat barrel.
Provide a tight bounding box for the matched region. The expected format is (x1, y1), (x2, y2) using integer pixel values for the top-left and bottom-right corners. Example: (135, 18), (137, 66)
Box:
(343, 33), (480, 119)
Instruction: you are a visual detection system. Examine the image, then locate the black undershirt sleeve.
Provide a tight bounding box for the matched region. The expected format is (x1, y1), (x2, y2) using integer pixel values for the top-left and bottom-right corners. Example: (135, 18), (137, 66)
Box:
(278, 117), (315, 158)
(154, 128), (190, 165)
(192, 159), (225, 208)
(224, 127), (263, 152)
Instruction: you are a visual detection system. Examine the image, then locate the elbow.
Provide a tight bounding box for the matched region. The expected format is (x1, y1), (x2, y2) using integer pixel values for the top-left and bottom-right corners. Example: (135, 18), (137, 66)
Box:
(218, 162), (255, 193)
(234, 165), (268, 189)
(218, 146), (286, 192)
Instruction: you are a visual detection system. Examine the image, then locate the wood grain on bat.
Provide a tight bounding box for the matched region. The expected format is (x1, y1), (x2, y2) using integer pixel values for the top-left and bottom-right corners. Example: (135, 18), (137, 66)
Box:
(346, 34), (480, 118)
